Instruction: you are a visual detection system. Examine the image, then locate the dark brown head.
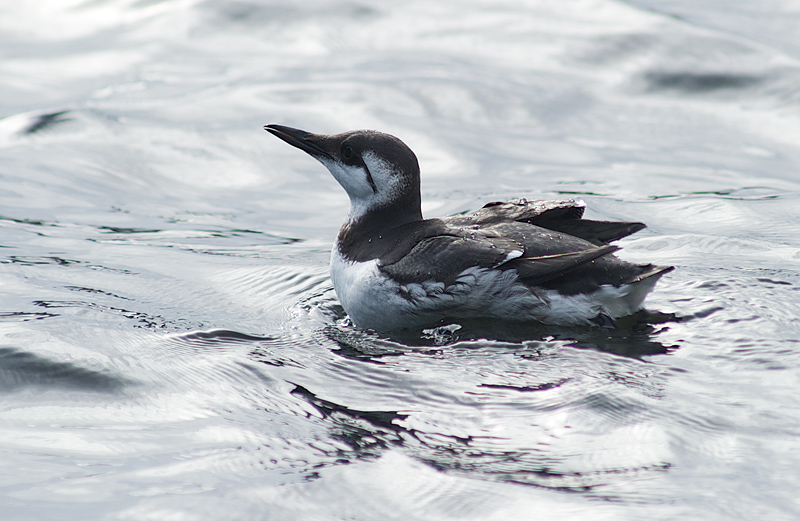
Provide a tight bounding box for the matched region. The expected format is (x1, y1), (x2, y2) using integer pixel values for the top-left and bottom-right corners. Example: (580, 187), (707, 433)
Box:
(265, 125), (422, 226)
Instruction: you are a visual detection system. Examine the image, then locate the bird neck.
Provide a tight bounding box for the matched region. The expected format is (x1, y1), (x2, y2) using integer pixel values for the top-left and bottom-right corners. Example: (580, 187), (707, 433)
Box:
(336, 194), (423, 262)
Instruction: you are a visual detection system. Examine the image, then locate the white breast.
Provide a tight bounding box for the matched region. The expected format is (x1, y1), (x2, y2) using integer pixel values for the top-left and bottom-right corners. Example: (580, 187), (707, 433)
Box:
(329, 246), (543, 330)
(329, 248), (388, 328)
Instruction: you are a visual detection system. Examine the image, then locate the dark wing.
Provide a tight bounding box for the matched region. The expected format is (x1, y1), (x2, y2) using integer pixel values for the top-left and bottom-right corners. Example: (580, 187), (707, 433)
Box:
(471, 198), (586, 222)
(379, 234), (518, 285)
(379, 223), (620, 287)
(378, 216), (670, 295)
(530, 216), (645, 246)
(503, 245), (620, 286)
(448, 198), (645, 245)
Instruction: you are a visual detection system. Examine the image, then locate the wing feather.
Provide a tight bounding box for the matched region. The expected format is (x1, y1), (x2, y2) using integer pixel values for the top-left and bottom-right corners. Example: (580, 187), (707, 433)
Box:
(448, 198), (645, 245)
(504, 244), (619, 285)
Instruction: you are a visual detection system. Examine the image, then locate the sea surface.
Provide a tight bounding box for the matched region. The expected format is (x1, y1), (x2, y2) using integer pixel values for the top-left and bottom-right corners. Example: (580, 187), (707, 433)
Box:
(2, 1), (800, 519)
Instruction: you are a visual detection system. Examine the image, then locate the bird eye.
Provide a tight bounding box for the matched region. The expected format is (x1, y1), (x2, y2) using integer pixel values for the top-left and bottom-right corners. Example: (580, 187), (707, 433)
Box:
(342, 145), (354, 160)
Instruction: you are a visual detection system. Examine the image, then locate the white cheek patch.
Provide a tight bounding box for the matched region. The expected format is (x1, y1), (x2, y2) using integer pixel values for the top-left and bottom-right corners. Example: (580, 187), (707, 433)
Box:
(320, 152), (405, 223)
(361, 151), (402, 208)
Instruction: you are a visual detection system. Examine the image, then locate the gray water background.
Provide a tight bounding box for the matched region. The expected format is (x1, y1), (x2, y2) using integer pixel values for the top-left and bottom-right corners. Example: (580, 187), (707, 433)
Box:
(2, 1), (800, 519)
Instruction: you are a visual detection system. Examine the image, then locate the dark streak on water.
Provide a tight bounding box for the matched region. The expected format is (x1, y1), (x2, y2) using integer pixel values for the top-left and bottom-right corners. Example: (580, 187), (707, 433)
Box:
(0, 347), (130, 392)
(643, 72), (762, 93)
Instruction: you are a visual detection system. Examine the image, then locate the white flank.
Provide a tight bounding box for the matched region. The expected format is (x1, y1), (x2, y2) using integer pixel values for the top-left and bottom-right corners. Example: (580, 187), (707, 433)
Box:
(330, 245), (656, 330)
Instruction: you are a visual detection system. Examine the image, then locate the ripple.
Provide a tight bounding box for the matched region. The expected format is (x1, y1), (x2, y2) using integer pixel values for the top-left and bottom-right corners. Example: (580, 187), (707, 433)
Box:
(0, 110), (74, 139)
(0, 346), (130, 393)
(31, 300), (195, 332)
(650, 186), (788, 201)
(89, 227), (303, 255)
(643, 71), (762, 93)
(2, 255), (82, 267)
(0, 311), (57, 322)
(21, 110), (74, 135)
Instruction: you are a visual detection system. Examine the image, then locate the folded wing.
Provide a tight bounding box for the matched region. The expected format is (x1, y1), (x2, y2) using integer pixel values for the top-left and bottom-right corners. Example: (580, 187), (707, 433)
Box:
(458, 198), (645, 245)
(379, 225), (622, 289)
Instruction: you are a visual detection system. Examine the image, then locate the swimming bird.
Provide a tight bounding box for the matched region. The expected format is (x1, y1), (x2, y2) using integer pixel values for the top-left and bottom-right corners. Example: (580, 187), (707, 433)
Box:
(265, 124), (673, 331)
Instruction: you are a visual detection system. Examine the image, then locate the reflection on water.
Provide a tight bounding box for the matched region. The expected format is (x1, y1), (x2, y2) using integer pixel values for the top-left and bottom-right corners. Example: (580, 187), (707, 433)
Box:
(326, 313), (682, 359)
(2, 0), (800, 520)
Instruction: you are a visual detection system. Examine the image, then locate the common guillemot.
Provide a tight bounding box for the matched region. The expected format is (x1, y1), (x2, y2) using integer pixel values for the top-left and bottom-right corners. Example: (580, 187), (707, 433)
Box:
(265, 124), (673, 331)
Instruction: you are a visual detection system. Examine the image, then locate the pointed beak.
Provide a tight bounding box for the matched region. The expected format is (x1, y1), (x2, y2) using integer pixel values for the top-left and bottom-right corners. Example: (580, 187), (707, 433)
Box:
(264, 124), (333, 160)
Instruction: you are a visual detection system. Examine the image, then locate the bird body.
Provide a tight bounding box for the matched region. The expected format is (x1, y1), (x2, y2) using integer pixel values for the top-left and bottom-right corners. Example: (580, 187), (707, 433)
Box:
(265, 124), (672, 331)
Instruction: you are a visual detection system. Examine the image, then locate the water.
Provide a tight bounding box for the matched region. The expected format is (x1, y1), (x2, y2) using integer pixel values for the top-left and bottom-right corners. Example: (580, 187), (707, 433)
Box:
(2, 0), (800, 519)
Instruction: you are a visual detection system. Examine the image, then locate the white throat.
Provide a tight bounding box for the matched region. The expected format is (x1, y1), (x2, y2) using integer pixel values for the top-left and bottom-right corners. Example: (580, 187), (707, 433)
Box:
(323, 151), (404, 224)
